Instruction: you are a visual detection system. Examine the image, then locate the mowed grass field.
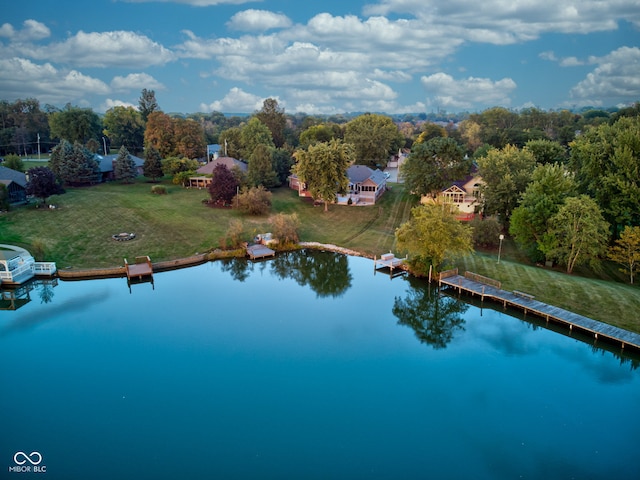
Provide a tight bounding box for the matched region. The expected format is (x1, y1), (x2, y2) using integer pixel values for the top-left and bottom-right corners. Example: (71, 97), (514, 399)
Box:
(1, 174), (639, 332)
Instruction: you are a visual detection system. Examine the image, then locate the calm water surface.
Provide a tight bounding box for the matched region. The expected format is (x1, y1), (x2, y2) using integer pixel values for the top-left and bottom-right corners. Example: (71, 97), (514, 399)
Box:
(1, 251), (639, 480)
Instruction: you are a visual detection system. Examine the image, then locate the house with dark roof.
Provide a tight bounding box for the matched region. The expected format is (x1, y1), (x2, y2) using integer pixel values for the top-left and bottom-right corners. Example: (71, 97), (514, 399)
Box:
(188, 157), (247, 188)
(0, 165), (27, 204)
(288, 164), (387, 205)
(95, 153), (145, 182)
(421, 173), (484, 221)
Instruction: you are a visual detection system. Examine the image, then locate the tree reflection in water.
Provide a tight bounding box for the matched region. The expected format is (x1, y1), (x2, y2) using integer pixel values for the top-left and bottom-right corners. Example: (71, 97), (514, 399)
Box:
(393, 277), (469, 349)
(270, 250), (352, 298)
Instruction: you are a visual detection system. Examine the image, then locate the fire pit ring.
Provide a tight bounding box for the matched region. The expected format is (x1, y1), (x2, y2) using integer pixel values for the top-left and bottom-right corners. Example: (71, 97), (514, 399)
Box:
(112, 232), (136, 241)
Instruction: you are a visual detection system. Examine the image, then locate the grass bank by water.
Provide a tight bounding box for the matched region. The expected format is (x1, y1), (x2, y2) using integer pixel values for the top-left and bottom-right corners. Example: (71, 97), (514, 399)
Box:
(1, 176), (638, 332)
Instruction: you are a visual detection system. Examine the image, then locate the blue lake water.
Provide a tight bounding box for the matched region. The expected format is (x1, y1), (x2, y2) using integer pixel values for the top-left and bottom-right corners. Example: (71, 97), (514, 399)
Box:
(1, 251), (639, 480)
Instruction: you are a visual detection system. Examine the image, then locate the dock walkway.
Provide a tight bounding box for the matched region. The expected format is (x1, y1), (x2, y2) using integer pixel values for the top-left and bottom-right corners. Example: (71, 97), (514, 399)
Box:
(439, 269), (640, 351)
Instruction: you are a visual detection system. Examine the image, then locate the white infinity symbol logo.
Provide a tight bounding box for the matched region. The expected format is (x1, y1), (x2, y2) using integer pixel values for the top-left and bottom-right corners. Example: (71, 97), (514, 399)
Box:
(14, 451), (42, 465)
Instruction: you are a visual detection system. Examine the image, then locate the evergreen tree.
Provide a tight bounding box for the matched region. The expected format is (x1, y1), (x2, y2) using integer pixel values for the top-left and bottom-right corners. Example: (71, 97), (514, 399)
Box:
(143, 146), (163, 182)
(114, 146), (138, 183)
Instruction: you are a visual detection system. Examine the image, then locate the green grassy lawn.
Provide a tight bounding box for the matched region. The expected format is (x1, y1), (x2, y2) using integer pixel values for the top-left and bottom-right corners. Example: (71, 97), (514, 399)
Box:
(1, 176), (638, 332)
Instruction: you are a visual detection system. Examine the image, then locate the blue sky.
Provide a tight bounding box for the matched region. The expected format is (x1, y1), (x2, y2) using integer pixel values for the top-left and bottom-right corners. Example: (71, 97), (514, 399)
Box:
(2, 0), (639, 115)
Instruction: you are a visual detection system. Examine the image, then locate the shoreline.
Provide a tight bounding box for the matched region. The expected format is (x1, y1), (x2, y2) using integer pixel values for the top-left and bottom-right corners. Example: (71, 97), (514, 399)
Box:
(56, 243), (377, 280)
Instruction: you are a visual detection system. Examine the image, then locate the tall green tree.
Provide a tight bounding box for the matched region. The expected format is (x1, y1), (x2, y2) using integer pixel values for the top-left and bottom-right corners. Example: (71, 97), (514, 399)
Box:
(541, 195), (610, 274)
(344, 113), (403, 168)
(138, 88), (159, 122)
(218, 127), (242, 159)
(524, 139), (566, 164)
(103, 106), (145, 155)
(608, 226), (640, 284)
(509, 163), (577, 262)
(477, 144), (537, 222)
(241, 117), (274, 160)
(395, 203), (473, 276)
(569, 116), (640, 232)
(401, 136), (470, 199)
(299, 123), (342, 149)
(255, 98), (286, 148)
(48, 104), (102, 144)
(113, 146), (138, 183)
(293, 139), (354, 212)
(143, 146), (163, 182)
(247, 144), (279, 188)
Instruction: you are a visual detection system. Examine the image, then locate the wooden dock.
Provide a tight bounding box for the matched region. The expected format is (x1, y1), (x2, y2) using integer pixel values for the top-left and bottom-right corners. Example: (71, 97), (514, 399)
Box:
(124, 256), (153, 281)
(246, 244), (276, 260)
(439, 269), (640, 351)
(374, 253), (406, 271)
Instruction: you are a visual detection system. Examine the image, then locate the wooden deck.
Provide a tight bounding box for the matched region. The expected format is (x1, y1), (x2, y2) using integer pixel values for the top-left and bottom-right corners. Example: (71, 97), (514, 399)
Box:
(439, 269), (640, 351)
(125, 256), (153, 280)
(246, 244), (276, 260)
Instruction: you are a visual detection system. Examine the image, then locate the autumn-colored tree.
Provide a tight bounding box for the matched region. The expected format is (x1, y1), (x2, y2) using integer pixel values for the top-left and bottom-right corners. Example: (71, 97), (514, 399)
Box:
(608, 226), (640, 284)
(144, 111), (175, 158)
(174, 118), (206, 159)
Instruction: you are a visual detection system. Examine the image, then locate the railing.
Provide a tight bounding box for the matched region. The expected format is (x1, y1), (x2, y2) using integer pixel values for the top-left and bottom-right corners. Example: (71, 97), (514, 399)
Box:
(0, 262), (33, 281)
(464, 271), (501, 289)
(34, 262), (57, 275)
(438, 268), (458, 280)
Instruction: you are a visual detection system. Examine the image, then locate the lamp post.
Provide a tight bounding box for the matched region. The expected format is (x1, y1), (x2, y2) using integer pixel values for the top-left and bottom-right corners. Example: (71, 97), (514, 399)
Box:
(498, 234), (505, 264)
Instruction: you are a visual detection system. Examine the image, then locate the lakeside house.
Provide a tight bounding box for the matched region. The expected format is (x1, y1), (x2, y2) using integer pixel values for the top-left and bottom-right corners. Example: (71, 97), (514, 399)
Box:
(289, 164), (388, 205)
(0, 165), (27, 204)
(421, 172), (484, 221)
(188, 156), (247, 188)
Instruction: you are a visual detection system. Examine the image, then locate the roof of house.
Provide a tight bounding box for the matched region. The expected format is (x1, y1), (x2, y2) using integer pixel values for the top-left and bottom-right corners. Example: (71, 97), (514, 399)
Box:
(197, 157), (247, 174)
(95, 154), (145, 173)
(347, 165), (386, 186)
(0, 165), (27, 188)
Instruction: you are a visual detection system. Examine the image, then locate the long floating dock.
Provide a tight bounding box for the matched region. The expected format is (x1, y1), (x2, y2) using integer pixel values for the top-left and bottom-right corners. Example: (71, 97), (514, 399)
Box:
(439, 269), (640, 352)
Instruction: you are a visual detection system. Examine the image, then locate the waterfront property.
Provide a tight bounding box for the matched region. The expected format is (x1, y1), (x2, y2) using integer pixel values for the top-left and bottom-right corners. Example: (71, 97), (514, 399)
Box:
(289, 164), (388, 205)
(0, 244), (57, 285)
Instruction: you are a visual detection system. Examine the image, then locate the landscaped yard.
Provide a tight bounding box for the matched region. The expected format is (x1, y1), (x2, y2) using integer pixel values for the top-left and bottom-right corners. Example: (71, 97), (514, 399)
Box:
(1, 176), (639, 332)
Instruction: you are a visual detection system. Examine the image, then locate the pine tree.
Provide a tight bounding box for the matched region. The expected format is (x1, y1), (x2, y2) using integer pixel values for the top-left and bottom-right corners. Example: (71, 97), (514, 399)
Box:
(114, 146), (138, 183)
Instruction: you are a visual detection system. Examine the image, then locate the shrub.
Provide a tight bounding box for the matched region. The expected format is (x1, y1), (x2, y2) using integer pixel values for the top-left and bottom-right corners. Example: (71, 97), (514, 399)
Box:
(235, 185), (272, 215)
(470, 216), (502, 247)
(271, 213), (300, 246)
(151, 185), (167, 195)
(222, 219), (245, 248)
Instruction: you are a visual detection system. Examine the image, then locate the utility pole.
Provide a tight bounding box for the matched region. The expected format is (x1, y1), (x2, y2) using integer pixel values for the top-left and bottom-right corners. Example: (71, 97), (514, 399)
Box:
(37, 133), (41, 160)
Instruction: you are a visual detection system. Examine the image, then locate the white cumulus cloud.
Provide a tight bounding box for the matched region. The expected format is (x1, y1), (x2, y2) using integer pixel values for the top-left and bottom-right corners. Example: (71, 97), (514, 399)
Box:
(420, 72), (517, 109)
(227, 10), (292, 31)
(111, 73), (165, 91)
(200, 87), (266, 112)
(569, 46), (640, 105)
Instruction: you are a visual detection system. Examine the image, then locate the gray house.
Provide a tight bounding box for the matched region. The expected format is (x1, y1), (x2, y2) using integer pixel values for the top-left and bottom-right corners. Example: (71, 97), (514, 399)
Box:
(95, 154), (145, 182)
(0, 165), (27, 204)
